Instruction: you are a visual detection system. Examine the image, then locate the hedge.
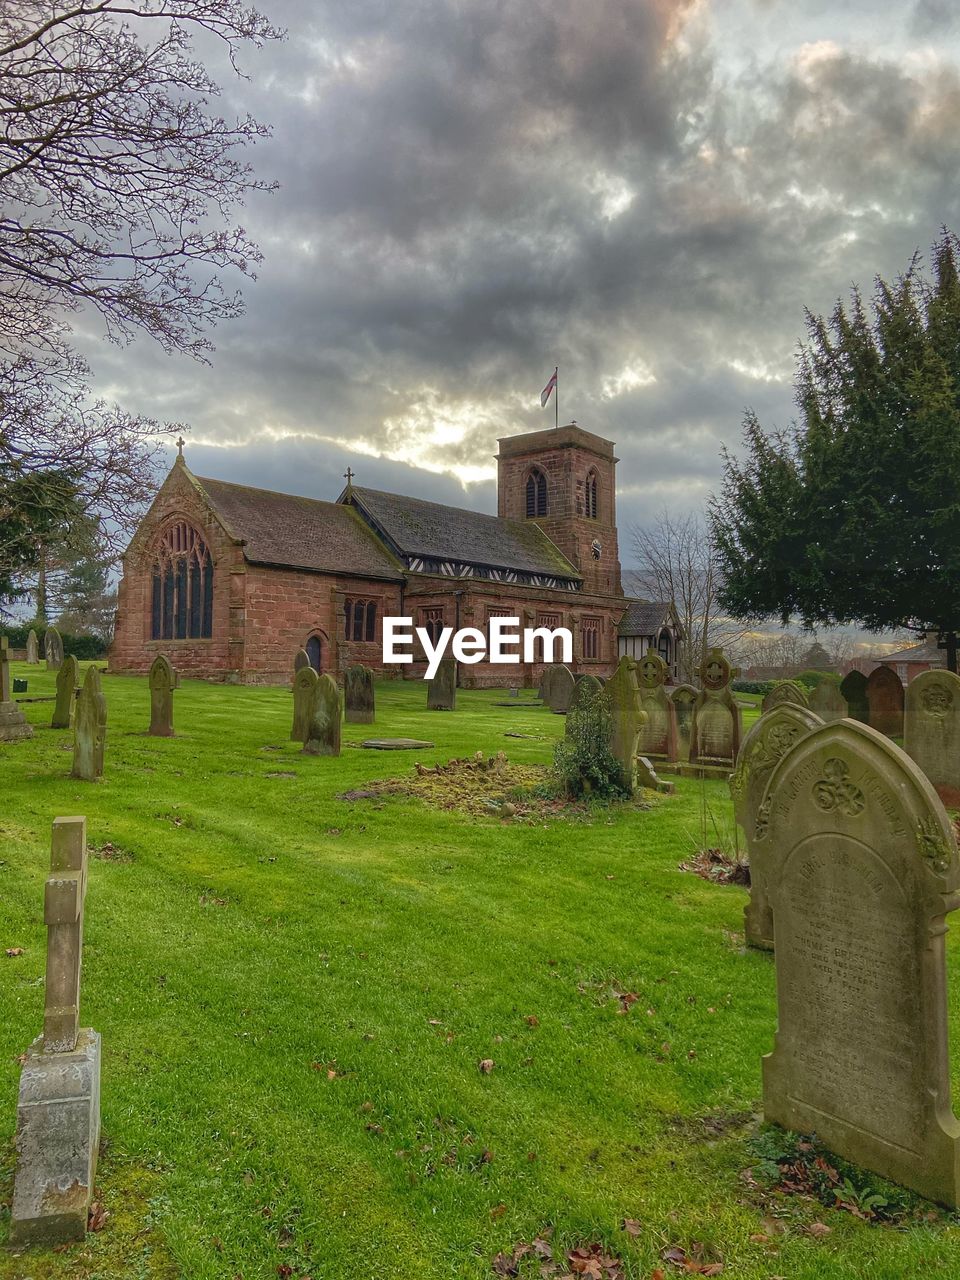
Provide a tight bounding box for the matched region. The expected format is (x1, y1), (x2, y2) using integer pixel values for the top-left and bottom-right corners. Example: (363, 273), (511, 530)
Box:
(1, 624), (107, 660)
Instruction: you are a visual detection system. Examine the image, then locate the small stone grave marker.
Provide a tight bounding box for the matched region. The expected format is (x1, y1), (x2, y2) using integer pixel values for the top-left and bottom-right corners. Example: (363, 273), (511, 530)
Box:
(72, 667), (106, 780)
(148, 654), (179, 736)
(427, 657), (457, 711)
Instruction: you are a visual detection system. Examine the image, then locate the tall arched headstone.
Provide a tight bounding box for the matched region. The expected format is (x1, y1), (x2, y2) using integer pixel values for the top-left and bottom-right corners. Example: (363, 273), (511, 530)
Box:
(293, 648), (310, 678)
(44, 627), (64, 672)
(604, 656), (645, 794)
(904, 669), (960, 807)
(303, 673), (341, 757)
(148, 654), (178, 736)
(731, 703), (823, 950)
(670, 684), (698, 763)
(866, 665), (905, 737)
(26, 629), (39, 664)
(72, 668), (106, 781)
(345, 664), (375, 724)
(636, 651), (678, 763)
(427, 658), (457, 711)
(761, 720), (960, 1207)
(291, 666), (319, 742)
(542, 664), (575, 714)
(689, 648), (742, 772)
(809, 680), (847, 722)
(839, 670), (869, 724)
(51, 655), (79, 729)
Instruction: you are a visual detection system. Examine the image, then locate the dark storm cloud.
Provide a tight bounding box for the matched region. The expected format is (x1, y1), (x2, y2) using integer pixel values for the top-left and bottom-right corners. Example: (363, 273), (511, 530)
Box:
(79, 0), (960, 553)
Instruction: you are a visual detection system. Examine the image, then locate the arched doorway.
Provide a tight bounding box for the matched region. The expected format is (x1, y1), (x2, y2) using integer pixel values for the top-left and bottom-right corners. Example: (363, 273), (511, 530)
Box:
(306, 634), (322, 672)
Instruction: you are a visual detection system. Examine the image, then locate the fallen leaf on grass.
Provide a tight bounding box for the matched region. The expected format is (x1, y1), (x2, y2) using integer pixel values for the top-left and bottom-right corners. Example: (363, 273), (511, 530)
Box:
(525, 1014), (540, 1026)
(806, 1222), (832, 1238)
(490, 1204), (508, 1220)
(5, 947), (24, 957)
(621, 1219), (641, 1237)
(479, 1058), (495, 1074)
(87, 1202), (108, 1231)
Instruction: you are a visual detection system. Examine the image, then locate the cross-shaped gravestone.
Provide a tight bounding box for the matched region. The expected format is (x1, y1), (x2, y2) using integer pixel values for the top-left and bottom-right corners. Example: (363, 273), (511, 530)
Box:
(706, 661), (724, 685)
(43, 817), (88, 1053)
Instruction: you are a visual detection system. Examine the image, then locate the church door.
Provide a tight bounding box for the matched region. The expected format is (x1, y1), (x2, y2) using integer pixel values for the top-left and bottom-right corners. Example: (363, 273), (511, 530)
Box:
(306, 635), (322, 672)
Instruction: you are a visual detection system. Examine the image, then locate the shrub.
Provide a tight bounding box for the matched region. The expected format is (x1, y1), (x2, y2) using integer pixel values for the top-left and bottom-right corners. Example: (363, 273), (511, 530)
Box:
(553, 683), (626, 799)
(1, 624), (107, 659)
(795, 669), (842, 689)
(731, 679), (775, 695)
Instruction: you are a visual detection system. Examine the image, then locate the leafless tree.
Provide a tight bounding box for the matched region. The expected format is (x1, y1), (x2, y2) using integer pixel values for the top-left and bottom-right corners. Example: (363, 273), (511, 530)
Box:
(0, 0), (281, 586)
(631, 510), (748, 684)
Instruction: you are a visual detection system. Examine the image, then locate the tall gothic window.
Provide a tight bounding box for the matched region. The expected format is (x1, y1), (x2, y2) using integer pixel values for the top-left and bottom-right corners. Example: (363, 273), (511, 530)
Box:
(151, 522), (213, 640)
(585, 470), (599, 519)
(345, 599), (377, 642)
(420, 607), (445, 646)
(525, 469), (548, 518)
(582, 616), (601, 659)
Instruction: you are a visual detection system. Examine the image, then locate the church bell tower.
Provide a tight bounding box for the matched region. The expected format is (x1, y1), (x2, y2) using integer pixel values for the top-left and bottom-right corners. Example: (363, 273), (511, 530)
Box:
(496, 423), (622, 597)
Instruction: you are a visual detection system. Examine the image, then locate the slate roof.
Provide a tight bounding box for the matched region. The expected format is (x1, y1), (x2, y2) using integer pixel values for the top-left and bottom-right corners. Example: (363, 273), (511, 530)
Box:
(880, 639), (944, 665)
(617, 598), (676, 636)
(196, 476), (404, 580)
(346, 486), (580, 580)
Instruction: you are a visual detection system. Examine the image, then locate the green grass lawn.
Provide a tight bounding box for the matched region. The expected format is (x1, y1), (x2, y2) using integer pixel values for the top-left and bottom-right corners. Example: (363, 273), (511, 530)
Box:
(1, 667), (959, 1279)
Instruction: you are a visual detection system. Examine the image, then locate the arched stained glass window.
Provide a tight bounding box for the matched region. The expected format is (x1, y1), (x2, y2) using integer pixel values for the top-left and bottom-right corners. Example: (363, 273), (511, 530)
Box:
(525, 469), (548, 518)
(151, 521), (213, 640)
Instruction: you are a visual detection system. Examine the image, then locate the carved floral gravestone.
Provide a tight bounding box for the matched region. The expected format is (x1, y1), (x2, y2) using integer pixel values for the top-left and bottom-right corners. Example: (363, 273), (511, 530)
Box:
(636, 650), (678, 762)
(542, 663), (575, 714)
(866, 664), (905, 737)
(689, 649), (742, 772)
(149, 654), (179, 736)
(761, 680), (809, 714)
(291, 666), (319, 742)
(565, 674), (602, 737)
(0, 635), (34, 742)
(904, 669), (960, 807)
(10, 817), (101, 1245)
(731, 703), (823, 950)
(72, 667), (106, 781)
(303, 673), (341, 756)
(760, 720), (960, 1208)
(51, 654), (79, 729)
(345, 664), (375, 724)
(26, 628), (39, 664)
(44, 625), (64, 672)
(670, 684), (698, 763)
(604, 656), (645, 793)
(840, 670), (870, 724)
(809, 679), (847, 722)
(427, 657), (457, 711)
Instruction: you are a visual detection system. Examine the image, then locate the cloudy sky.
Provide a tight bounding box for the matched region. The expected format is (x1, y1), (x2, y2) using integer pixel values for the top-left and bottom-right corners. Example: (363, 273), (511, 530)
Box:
(82, 0), (960, 558)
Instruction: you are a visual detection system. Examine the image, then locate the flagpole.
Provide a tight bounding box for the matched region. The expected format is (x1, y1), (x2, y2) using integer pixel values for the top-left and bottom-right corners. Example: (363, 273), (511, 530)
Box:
(555, 366), (559, 429)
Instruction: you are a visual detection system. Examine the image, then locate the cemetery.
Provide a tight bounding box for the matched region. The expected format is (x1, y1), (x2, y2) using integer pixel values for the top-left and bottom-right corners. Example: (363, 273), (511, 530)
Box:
(5, 653), (960, 1279)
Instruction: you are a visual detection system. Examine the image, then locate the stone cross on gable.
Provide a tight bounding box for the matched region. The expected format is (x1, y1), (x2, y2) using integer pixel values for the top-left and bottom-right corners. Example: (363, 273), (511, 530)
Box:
(344, 467), (355, 487)
(43, 817), (88, 1054)
(0, 634), (10, 703)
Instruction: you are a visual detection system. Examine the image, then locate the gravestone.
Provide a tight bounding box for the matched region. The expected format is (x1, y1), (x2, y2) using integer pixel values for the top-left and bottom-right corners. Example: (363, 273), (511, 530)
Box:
(51, 654), (79, 729)
(427, 657), (457, 711)
(761, 680), (809, 714)
(565, 674), (603, 739)
(866, 664), (905, 737)
(303, 673), (341, 756)
(604, 656), (645, 793)
(26, 628), (39, 664)
(0, 636), (34, 742)
(840, 669), (870, 724)
(293, 648), (310, 676)
(670, 684), (698, 763)
(72, 667), (106, 781)
(904, 669), (960, 807)
(542, 663), (575, 714)
(44, 626), (64, 672)
(809, 679), (847, 722)
(291, 666), (319, 742)
(10, 817), (101, 1245)
(689, 648), (742, 772)
(149, 654), (179, 736)
(636, 650), (678, 762)
(730, 703), (823, 949)
(345, 664), (375, 724)
(760, 720), (960, 1208)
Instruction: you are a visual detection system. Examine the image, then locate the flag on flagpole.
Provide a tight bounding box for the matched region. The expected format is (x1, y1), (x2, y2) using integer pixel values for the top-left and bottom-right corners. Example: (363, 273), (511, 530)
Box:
(540, 367), (558, 408)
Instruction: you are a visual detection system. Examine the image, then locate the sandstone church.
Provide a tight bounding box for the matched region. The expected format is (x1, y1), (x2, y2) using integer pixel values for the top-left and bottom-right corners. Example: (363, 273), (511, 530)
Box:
(109, 422), (682, 686)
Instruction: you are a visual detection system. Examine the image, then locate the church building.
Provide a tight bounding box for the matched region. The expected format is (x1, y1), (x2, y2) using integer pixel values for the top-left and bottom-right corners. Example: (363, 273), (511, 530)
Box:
(109, 422), (682, 685)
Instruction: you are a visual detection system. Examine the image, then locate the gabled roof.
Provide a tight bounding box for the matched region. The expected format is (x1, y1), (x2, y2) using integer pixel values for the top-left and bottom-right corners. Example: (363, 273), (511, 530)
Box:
(195, 476), (404, 580)
(880, 639), (944, 665)
(345, 486), (580, 581)
(618, 598), (676, 637)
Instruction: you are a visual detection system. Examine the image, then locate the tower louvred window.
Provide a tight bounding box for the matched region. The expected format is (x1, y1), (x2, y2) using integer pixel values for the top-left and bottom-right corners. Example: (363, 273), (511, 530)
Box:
(586, 471), (598, 519)
(151, 522), (213, 640)
(525, 469), (548, 518)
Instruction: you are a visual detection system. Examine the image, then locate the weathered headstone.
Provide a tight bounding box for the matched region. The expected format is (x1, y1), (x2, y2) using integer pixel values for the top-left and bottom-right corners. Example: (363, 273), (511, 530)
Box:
(72, 667), (106, 781)
(689, 648), (742, 772)
(542, 663), (575, 714)
(761, 680), (809, 714)
(44, 626), (64, 672)
(26, 628), (39, 664)
(10, 817), (101, 1246)
(731, 703), (823, 950)
(809, 679), (847, 722)
(904, 669), (960, 807)
(427, 657), (457, 711)
(303, 673), (341, 756)
(670, 684), (698, 763)
(761, 720), (960, 1208)
(0, 635), (34, 742)
(636, 650), (678, 762)
(604, 656), (645, 793)
(291, 666), (319, 742)
(293, 647), (310, 676)
(866, 664), (905, 737)
(840, 669), (870, 724)
(345, 664), (375, 724)
(148, 654), (179, 736)
(565, 673), (602, 737)
(51, 654), (79, 729)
